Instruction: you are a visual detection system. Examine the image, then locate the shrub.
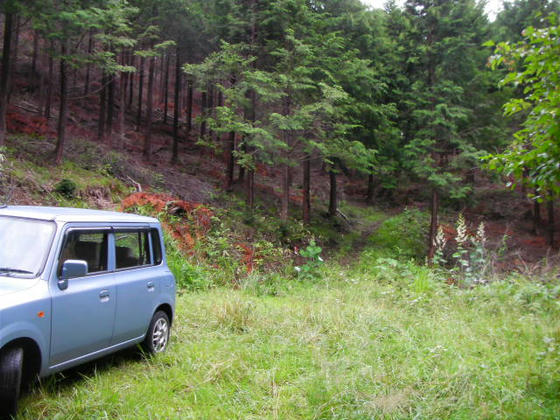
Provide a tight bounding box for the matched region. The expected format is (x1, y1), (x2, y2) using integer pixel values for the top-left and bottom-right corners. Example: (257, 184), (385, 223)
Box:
(54, 179), (77, 198)
(295, 240), (324, 280)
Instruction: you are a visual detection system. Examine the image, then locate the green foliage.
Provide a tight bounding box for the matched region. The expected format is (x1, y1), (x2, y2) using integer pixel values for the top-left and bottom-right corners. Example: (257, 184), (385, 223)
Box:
(54, 178), (77, 198)
(295, 240), (324, 280)
(368, 208), (429, 260)
(487, 13), (560, 199)
(165, 235), (211, 291)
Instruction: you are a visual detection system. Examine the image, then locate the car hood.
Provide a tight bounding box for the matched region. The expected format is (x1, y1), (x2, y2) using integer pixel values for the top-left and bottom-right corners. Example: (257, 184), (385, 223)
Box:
(0, 276), (39, 297)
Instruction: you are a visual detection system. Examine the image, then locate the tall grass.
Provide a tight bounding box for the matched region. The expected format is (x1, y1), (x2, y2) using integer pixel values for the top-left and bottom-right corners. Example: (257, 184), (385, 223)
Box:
(18, 269), (560, 419)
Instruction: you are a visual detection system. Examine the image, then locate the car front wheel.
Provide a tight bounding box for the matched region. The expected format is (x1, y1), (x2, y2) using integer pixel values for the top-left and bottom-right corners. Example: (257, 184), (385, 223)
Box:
(143, 311), (170, 354)
(0, 346), (23, 418)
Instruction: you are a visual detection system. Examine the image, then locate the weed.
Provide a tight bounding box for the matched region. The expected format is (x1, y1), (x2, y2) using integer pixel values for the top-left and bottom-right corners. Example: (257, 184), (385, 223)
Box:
(212, 294), (253, 332)
(295, 240), (324, 281)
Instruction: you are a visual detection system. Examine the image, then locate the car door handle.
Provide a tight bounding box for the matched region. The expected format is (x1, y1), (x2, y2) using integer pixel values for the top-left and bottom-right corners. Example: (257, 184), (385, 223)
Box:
(147, 281), (155, 292)
(99, 290), (110, 303)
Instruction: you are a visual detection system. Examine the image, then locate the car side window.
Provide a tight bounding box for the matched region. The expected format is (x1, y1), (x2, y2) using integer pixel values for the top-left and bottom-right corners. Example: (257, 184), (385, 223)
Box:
(58, 231), (108, 276)
(115, 230), (151, 269)
(151, 229), (162, 265)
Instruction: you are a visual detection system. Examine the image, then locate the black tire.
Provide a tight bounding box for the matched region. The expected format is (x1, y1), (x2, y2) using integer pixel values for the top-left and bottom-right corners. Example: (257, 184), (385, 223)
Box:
(0, 347), (23, 419)
(143, 311), (170, 354)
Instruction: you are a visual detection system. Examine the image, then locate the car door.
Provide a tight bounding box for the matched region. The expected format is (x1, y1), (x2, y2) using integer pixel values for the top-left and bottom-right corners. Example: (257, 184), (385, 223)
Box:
(50, 228), (117, 367)
(111, 228), (159, 344)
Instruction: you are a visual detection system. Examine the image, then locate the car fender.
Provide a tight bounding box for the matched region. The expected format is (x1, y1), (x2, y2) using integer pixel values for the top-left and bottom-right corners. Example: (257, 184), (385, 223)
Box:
(0, 320), (49, 376)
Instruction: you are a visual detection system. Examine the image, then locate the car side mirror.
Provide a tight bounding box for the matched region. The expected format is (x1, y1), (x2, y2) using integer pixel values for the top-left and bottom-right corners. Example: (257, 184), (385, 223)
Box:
(59, 260), (88, 289)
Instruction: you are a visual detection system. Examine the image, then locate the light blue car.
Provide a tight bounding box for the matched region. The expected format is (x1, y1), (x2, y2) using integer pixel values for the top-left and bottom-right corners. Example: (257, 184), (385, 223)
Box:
(0, 206), (176, 417)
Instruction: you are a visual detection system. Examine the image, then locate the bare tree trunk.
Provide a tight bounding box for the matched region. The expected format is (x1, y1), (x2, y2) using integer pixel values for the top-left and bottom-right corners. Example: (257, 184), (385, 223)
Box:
(246, 168), (255, 209)
(547, 198), (555, 248)
(163, 53), (170, 124)
(171, 49), (181, 164)
(117, 70), (126, 150)
(281, 164), (290, 221)
(185, 78), (193, 136)
(143, 56), (155, 160)
(532, 197), (542, 235)
(243, 89), (256, 204)
(44, 41), (54, 119)
(31, 29), (39, 77)
(366, 173), (374, 204)
(84, 30), (93, 95)
(136, 56), (145, 128)
(328, 168), (337, 218)
(55, 40), (69, 165)
(225, 131), (235, 191)
(98, 70), (107, 141)
(106, 73), (115, 142)
(427, 188), (439, 264)
(0, 10), (14, 146)
(7, 15), (19, 103)
(207, 83), (214, 139)
(127, 52), (134, 109)
(303, 153), (311, 224)
(200, 90), (207, 138)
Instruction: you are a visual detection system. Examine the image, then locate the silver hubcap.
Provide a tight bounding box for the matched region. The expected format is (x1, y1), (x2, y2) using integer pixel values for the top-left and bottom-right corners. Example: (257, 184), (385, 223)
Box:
(152, 318), (169, 352)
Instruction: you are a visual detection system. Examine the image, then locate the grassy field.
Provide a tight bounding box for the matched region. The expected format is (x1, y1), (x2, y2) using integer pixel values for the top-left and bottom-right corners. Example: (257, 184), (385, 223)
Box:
(18, 265), (560, 419)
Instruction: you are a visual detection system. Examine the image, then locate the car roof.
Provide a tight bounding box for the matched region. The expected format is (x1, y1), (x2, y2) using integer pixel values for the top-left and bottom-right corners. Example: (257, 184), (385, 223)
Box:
(0, 206), (158, 224)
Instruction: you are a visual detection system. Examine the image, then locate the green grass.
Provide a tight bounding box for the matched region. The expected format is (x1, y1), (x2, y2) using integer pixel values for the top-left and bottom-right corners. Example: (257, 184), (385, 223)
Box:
(18, 270), (560, 419)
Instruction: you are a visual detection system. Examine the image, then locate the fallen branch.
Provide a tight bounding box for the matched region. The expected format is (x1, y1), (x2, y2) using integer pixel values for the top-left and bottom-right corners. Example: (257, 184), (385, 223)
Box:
(126, 176), (142, 192)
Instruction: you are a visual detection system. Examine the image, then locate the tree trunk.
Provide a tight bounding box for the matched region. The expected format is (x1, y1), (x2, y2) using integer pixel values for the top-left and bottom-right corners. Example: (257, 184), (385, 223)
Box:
(547, 199), (555, 248)
(117, 70), (126, 150)
(427, 188), (439, 264)
(185, 78), (193, 136)
(44, 42), (54, 119)
(171, 49), (181, 164)
(302, 153), (311, 225)
(281, 164), (290, 221)
(0, 10), (14, 146)
(532, 196), (542, 235)
(8, 15), (19, 103)
(246, 169), (255, 209)
(366, 173), (374, 204)
(225, 131), (235, 191)
(163, 53), (170, 124)
(127, 52), (134, 109)
(136, 56), (145, 128)
(106, 74), (115, 143)
(98, 70), (107, 141)
(31, 29), (39, 78)
(328, 168), (337, 218)
(143, 56), (155, 160)
(84, 30), (93, 95)
(207, 83), (214, 139)
(55, 41), (69, 165)
(200, 90), (207, 138)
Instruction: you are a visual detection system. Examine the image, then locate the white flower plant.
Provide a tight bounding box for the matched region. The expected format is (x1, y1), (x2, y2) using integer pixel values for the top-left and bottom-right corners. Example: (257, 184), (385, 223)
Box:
(434, 213), (489, 285)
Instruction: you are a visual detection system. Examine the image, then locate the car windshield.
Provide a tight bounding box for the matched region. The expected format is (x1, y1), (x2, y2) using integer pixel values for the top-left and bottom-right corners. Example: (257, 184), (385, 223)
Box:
(0, 216), (56, 278)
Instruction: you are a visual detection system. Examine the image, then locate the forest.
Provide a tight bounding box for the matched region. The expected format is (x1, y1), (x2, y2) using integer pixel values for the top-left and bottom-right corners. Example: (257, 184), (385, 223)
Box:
(1, 0), (560, 417)
(0, 0), (559, 257)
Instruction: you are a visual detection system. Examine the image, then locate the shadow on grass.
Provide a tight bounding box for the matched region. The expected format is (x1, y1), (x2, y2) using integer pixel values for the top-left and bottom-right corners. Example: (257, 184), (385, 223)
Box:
(25, 346), (146, 397)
